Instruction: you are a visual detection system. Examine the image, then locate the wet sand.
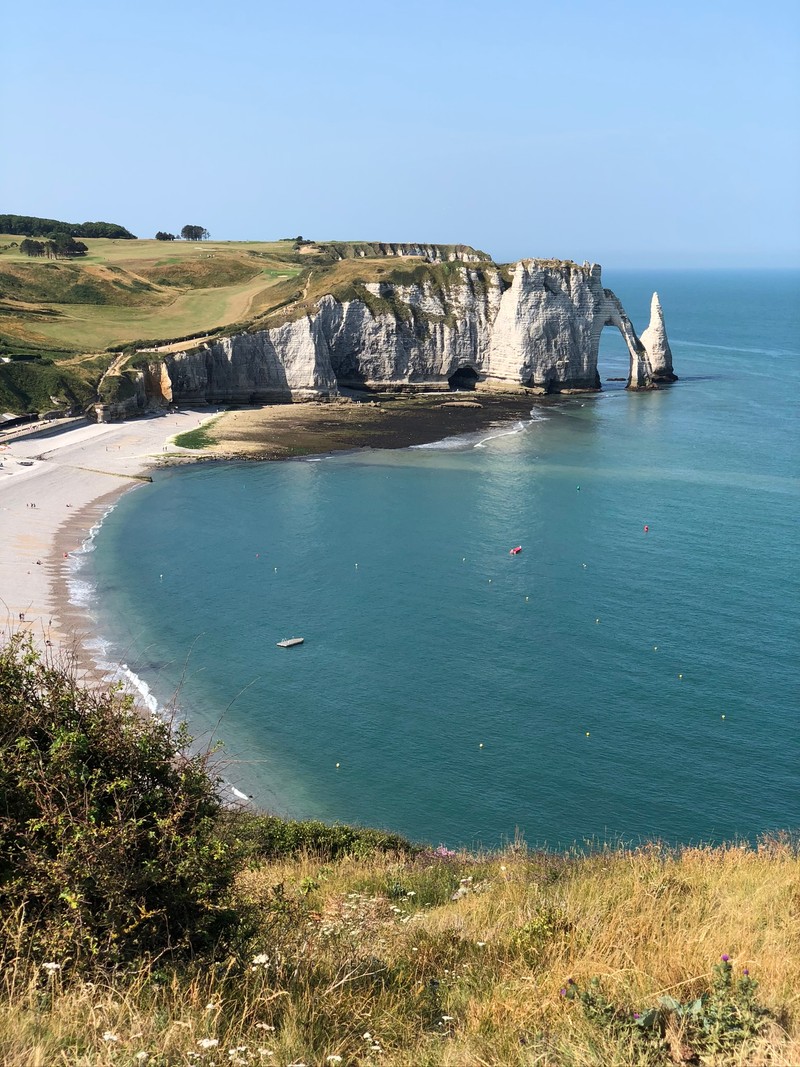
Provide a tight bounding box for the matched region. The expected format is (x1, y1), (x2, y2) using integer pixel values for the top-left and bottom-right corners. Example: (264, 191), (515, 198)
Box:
(201, 392), (541, 460)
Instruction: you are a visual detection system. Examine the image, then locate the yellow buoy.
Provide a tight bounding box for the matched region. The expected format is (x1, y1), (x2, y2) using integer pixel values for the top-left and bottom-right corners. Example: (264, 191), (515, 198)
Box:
(585, 731), (590, 737)
(678, 673), (683, 679)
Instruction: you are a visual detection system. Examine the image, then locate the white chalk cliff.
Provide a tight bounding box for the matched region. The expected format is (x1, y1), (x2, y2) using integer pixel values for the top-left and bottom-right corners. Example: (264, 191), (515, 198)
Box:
(138, 260), (676, 408)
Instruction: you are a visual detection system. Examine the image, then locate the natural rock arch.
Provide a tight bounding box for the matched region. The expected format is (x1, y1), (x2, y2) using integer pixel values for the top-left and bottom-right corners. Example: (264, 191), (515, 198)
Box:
(591, 291), (676, 389)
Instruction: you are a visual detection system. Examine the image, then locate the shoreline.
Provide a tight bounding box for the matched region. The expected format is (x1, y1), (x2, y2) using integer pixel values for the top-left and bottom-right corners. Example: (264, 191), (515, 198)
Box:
(0, 395), (545, 690)
(0, 408), (227, 681)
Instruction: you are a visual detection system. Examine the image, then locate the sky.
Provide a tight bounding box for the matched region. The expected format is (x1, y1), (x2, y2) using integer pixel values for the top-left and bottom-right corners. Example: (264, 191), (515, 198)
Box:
(3, 0), (799, 267)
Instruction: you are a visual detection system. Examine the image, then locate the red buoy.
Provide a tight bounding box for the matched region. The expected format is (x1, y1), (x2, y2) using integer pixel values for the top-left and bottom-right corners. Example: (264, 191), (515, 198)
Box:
(643, 525), (649, 533)
(510, 545), (522, 555)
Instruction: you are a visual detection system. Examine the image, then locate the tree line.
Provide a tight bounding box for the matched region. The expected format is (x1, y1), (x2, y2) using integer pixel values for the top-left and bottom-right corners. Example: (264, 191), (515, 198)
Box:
(0, 214), (136, 239)
(20, 235), (88, 258)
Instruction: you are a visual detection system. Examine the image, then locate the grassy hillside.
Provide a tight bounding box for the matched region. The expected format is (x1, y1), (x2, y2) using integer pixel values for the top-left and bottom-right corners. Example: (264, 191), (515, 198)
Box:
(0, 236), (506, 414)
(1, 634), (798, 1066)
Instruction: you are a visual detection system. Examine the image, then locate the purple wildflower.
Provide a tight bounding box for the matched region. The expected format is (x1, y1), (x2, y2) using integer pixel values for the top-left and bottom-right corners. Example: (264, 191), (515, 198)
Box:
(743, 968), (749, 975)
(559, 988), (567, 996)
(633, 1012), (641, 1020)
(721, 954), (730, 962)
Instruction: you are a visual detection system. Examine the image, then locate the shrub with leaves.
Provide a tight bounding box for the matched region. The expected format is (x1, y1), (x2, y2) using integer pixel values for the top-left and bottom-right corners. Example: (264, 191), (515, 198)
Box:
(0, 634), (237, 965)
(564, 955), (769, 1063)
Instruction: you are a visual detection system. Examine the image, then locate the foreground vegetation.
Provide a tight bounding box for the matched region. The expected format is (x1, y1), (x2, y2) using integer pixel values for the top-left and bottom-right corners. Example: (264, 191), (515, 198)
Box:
(1, 634), (797, 1065)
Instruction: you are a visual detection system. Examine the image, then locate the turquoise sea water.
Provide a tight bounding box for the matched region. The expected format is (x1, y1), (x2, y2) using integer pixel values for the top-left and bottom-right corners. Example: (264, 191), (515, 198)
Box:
(82, 270), (800, 849)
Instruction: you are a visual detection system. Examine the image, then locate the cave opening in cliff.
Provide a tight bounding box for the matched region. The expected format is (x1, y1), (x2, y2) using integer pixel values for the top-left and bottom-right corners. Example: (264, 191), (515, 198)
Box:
(597, 326), (631, 389)
(448, 366), (479, 391)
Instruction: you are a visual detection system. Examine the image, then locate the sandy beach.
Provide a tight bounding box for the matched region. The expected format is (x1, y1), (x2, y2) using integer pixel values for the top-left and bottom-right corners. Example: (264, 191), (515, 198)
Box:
(0, 409), (225, 670)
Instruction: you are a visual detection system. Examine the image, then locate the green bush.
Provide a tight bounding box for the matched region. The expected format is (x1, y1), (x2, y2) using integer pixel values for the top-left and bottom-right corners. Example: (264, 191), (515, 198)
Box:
(231, 812), (416, 863)
(0, 634), (238, 966)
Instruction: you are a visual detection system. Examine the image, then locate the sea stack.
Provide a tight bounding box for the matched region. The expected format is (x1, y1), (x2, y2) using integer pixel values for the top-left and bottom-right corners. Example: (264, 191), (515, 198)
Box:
(640, 292), (678, 383)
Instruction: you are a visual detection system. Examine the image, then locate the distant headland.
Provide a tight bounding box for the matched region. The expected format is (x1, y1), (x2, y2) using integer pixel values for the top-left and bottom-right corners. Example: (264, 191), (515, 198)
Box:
(0, 225), (676, 422)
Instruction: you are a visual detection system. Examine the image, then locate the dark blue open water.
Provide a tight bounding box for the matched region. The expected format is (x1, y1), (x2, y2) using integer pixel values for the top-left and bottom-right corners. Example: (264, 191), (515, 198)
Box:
(81, 270), (800, 849)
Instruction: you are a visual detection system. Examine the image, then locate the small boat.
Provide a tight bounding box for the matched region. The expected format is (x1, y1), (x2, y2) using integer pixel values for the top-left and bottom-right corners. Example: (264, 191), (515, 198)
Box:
(276, 637), (304, 648)
(509, 546), (522, 555)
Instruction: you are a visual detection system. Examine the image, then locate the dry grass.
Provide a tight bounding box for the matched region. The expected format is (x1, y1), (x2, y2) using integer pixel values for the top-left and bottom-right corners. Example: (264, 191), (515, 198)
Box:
(2, 840), (797, 1065)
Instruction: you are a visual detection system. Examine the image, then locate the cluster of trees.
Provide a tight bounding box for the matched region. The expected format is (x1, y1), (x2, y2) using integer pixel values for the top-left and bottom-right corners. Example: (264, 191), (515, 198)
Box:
(0, 214), (135, 239)
(19, 234), (88, 259)
(180, 224), (210, 241)
(155, 226), (209, 241)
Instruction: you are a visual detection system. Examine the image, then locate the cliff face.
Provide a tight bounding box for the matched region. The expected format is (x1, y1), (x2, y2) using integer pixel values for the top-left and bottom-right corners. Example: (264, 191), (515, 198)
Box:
(138, 260), (675, 409)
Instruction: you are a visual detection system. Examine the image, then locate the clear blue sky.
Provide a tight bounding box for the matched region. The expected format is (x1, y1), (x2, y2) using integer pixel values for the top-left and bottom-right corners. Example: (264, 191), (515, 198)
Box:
(3, 0), (799, 267)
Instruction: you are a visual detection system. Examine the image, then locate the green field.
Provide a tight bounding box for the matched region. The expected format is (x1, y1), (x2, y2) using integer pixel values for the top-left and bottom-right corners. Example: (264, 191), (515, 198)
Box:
(0, 236), (307, 353)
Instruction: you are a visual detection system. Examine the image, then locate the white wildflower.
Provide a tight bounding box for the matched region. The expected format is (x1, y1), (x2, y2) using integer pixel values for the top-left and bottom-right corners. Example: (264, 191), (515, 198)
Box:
(205, 1001), (220, 1011)
(255, 1023), (276, 1031)
(362, 1032), (372, 1041)
(42, 961), (61, 974)
(198, 1038), (220, 1049)
(134, 1054), (149, 1065)
(257, 1053), (274, 1060)
(442, 1015), (454, 1021)
(102, 1032), (119, 1043)
(476, 940), (486, 947)
(229, 1049), (249, 1057)
(326, 1057), (343, 1065)
(406, 890), (416, 897)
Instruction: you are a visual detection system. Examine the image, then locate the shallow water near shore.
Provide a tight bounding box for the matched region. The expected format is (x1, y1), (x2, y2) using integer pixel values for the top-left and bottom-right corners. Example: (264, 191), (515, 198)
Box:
(81, 270), (800, 849)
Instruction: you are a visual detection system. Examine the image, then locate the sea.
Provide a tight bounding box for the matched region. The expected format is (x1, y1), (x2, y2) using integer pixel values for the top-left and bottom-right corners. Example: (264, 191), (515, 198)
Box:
(75, 270), (800, 851)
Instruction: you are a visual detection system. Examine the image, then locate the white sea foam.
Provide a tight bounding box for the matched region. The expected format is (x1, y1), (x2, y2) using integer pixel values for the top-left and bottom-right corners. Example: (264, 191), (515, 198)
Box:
(412, 409), (549, 452)
(672, 338), (798, 357)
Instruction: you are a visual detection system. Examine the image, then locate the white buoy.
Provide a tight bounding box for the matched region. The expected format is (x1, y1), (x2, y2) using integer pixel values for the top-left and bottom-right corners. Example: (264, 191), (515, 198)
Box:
(231, 786), (249, 801)
(479, 742), (484, 748)
(335, 762), (340, 768)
